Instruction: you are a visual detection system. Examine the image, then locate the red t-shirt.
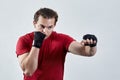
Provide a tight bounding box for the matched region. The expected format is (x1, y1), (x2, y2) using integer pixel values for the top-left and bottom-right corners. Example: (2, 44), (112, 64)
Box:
(16, 31), (75, 80)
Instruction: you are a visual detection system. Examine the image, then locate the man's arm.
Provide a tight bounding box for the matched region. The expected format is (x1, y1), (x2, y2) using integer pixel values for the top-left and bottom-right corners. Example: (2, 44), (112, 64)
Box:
(68, 41), (97, 56)
(68, 34), (97, 56)
(18, 47), (40, 76)
(17, 32), (46, 76)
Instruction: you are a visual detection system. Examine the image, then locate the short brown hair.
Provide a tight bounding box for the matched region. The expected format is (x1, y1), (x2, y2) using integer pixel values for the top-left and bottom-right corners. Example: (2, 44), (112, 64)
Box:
(34, 8), (58, 25)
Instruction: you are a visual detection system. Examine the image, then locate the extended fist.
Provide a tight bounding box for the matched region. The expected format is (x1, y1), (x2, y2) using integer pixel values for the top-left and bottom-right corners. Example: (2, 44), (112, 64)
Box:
(82, 34), (97, 47)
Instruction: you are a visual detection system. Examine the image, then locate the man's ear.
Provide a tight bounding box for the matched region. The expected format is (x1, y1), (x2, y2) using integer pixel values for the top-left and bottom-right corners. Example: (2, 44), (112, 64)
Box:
(33, 21), (36, 28)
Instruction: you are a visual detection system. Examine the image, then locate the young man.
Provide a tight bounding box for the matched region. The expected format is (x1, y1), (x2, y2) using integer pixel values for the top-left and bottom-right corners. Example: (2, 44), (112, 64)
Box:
(16, 8), (97, 80)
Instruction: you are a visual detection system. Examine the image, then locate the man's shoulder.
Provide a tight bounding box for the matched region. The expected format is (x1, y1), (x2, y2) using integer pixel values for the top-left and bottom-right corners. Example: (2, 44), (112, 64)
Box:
(51, 31), (66, 38)
(52, 31), (73, 40)
(52, 31), (68, 36)
(55, 32), (71, 38)
(18, 32), (34, 41)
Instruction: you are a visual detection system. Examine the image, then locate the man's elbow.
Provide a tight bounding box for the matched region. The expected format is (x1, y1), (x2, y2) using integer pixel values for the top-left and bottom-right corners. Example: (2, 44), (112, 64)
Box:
(23, 69), (36, 76)
(22, 65), (37, 76)
(20, 63), (37, 76)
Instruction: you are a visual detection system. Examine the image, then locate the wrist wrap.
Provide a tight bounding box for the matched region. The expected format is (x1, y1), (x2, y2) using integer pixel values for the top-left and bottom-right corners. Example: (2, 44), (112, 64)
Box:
(33, 32), (46, 48)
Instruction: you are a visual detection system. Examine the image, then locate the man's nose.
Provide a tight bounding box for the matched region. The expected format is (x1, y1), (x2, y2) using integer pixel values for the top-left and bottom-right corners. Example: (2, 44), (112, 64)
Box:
(43, 28), (47, 33)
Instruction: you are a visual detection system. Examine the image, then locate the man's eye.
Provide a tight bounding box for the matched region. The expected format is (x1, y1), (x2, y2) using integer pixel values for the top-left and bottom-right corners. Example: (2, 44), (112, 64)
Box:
(48, 26), (52, 29)
(41, 25), (45, 28)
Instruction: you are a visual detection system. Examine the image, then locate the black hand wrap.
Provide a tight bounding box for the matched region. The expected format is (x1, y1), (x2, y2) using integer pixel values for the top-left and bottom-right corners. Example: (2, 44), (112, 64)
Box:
(32, 32), (46, 48)
(83, 34), (97, 47)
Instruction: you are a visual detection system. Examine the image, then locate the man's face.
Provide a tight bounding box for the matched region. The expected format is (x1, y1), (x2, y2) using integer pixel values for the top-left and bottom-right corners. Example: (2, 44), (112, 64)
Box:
(33, 16), (55, 38)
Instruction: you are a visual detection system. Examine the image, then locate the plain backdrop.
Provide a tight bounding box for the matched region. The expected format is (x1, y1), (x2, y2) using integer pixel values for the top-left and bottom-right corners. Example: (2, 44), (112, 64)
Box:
(0, 0), (120, 80)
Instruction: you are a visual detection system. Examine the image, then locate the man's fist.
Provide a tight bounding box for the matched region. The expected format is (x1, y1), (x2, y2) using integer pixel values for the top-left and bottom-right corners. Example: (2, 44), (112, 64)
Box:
(32, 32), (46, 48)
(83, 34), (97, 47)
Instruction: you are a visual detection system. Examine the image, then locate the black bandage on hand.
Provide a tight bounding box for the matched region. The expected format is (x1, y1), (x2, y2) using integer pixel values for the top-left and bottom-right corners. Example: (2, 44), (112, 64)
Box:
(32, 32), (46, 48)
(83, 34), (97, 47)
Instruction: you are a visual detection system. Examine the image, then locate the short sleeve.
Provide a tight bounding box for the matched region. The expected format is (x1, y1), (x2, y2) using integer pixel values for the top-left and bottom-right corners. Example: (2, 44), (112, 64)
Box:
(62, 34), (75, 51)
(16, 36), (31, 57)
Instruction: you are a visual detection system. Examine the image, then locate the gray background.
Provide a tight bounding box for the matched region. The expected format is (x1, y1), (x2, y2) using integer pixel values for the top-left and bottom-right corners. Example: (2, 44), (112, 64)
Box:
(0, 0), (120, 80)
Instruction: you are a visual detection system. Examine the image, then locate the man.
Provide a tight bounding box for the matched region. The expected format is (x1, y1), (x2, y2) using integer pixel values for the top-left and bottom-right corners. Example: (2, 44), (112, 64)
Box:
(16, 7), (97, 80)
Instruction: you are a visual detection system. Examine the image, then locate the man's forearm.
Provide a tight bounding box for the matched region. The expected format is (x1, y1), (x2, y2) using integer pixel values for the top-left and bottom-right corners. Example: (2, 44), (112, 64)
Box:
(22, 32), (45, 76)
(22, 47), (40, 76)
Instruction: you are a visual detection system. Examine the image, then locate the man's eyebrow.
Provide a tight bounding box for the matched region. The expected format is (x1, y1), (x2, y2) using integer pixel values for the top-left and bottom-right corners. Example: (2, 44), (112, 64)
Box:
(41, 24), (53, 27)
(40, 24), (45, 28)
(48, 25), (53, 28)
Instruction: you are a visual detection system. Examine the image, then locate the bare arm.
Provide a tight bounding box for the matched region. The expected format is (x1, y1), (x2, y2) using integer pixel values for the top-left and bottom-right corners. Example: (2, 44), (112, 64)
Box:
(68, 40), (97, 56)
(69, 34), (97, 56)
(18, 47), (40, 76)
(17, 32), (46, 76)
